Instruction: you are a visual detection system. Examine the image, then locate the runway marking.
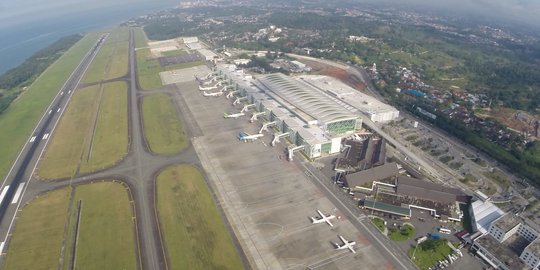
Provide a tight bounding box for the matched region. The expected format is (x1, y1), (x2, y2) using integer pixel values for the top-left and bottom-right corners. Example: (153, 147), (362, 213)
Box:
(57, 108), (61, 112)
(0, 241), (4, 254)
(11, 182), (25, 204)
(68, 90), (71, 94)
(48, 110), (52, 114)
(0, 185), (10, 205)
(29, 136), (36, 143)
(42, 133), (50, 140)
(60, 91), (64, 95)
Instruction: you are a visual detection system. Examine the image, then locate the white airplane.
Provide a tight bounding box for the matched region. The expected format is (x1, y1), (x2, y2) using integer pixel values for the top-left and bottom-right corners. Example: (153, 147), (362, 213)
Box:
(199, 85), (218, 91)
(311, 210), (336, 227)
(239, 132), (264, 142)
(203, 91), (223, 97)
(223, 112), (245, 119)
(335, 235), (356, 253)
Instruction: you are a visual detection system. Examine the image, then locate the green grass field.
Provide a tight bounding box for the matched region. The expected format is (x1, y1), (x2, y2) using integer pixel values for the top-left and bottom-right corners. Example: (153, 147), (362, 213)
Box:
(3, 182), (138, 270)
(389, 224), (416, 241)
(136, 47), (205, 90)
(141, 94), (187, 155)
(82, 28), (130, 83)
(156, 164), (244, 270)
(70, 182), (138, 270)
(38, 82), (128, 179)
(0, 33), (100, 181)
(409, 239), (453, 270)
(133, 27), (148, 49)
(2, 188), (71, 270)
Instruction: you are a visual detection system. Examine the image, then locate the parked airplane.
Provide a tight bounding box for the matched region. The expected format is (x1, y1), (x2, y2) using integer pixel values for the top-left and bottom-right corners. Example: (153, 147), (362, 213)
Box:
(335, 235), (356, 253)
(203, 91), (223, 97)
(311, 210), (336, 227)
(239, 132), (264, 142)
(223, 112), (245, 119)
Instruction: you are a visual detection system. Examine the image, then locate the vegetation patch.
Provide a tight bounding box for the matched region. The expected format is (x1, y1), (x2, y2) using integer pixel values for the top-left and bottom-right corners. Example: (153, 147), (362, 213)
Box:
(371, 217), (386, 232)
(0, 33), (100, 180)
(409, 239), (453, 270)
(38, 82), (128, 179)
(3, 188), (71, 270)
(389, 224), (416, 241)
(484, 169), (510, 191)
(142, 94), (187, 155)
(156, 164), (244, 270)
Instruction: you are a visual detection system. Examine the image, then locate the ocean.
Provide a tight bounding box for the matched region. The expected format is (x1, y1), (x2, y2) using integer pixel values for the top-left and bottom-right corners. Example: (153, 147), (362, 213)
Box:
(0, 1), (177, 76)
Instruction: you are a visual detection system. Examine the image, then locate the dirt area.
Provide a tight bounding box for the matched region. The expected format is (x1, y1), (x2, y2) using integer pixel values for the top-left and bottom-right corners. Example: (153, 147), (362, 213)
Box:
(301, 59), (366, 91)
(478, 108), (540, 139)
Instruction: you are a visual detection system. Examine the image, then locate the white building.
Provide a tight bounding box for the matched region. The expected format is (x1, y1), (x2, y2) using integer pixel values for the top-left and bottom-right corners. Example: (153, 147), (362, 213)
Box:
(182, 37), (198, 44)
(298, 75), (400, 122)
(197, 49), (218, 61)
(472, 213), (540, 270)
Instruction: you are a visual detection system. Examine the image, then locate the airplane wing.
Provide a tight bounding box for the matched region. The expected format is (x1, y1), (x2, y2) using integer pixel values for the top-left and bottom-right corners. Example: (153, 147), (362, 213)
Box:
(349, 246), (356, 254)
(326, 219), (334, 227)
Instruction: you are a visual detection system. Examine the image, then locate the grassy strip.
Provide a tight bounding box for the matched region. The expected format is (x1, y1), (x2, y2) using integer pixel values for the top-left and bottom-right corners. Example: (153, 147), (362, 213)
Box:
(136, 48), (163, 90)
(156, 164), (244, 270)
(79, 82), (128, 174)
(0, 34), (100, 181)
(3, 188), (71, 270)
(72, 182), (137, 270)
(371, 217), (386, 232)
(133, 27), (148, 48)
(142, 94), (187, 155)
(38, 82), (128, 179)
(409, 239), (453, 270)
(82, 28), (129, 83)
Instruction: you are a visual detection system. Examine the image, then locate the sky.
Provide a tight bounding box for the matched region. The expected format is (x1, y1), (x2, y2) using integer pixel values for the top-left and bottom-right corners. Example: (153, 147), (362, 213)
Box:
(361, 0), (540, 27)
(0, 0), (177, 30)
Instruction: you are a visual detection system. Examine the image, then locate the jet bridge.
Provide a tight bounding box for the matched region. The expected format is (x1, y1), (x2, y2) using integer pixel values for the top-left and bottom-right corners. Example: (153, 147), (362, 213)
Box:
(259, 121), (277, 134)
(241, 104), (256, 113)
(226, 90), (240, 99)
(233, 96), (248, 105)
(271, 133), (290, 146)
(250, 111), (266, 123)
(288, 145), (305, 161)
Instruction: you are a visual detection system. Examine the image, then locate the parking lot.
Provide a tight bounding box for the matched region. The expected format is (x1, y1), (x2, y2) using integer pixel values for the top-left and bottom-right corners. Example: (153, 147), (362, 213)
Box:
(172, 78), (396, 270)
(158, 53), (202, 67)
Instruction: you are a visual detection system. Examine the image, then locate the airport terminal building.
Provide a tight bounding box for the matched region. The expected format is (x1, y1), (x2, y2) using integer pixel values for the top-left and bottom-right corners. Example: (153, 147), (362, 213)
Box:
(212, 64), (363, 159)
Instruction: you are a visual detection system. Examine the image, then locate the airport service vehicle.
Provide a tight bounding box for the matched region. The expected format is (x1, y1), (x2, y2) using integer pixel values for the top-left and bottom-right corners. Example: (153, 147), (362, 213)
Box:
(311, 210), (336, 227)
(239, 132), (264, 142)
(335, 235), (356, 253)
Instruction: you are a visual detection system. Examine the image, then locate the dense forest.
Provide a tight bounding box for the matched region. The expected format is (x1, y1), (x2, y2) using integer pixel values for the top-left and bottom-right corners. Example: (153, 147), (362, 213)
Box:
(0, 34), (81, 115)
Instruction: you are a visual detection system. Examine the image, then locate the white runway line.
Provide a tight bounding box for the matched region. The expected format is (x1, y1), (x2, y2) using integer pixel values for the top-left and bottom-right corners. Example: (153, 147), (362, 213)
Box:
(29, 136), (36, 143)
(60, 91), (64, 95)
(0, 185), (10, 205)
(42, 133), (49, 140)
(57, 108), (61, 112)
(0, 242), (4, 254)
(48, 110), (52, 114)
(11, 183), (25, 204)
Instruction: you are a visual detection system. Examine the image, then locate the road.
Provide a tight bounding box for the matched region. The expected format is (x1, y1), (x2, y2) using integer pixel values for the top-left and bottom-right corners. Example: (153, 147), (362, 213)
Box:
(0, 33), (108, 254)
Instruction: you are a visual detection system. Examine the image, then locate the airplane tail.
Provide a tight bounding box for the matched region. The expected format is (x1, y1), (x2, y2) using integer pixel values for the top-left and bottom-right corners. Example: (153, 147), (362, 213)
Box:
(310, 217), (317, 223)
